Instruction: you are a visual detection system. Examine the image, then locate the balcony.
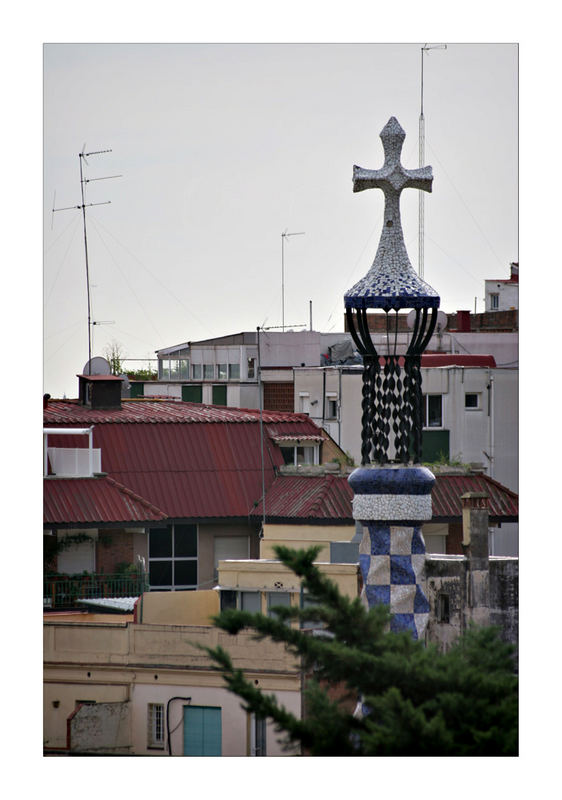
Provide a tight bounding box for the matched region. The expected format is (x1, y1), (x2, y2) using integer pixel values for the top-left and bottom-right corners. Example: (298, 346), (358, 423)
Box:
(43, 572), (148, 610)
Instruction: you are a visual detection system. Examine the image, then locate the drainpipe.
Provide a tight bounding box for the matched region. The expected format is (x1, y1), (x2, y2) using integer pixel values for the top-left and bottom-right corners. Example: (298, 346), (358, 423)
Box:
(338, 367), (342, 446)
(487, 369), (495, 479)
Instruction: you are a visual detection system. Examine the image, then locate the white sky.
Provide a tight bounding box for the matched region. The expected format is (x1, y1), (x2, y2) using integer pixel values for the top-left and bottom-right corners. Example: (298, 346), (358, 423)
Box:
(43, 42), (518, 398)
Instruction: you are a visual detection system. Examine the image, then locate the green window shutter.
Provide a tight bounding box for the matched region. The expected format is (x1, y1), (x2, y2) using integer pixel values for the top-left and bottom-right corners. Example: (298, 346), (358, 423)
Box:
(182, 384), (202, 403)
(184, 706), (221, 756)
(212, 385), (227, 406)
(130, 382), (144, 398)
(421, 429), (450, 462)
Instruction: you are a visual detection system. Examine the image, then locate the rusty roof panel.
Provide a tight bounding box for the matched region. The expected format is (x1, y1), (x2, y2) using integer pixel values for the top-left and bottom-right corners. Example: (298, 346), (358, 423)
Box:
(44, 476), (167, 525)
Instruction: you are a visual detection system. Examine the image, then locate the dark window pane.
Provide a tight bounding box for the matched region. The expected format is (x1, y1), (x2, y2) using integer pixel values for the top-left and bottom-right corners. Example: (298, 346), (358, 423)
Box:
(174, 560), (197, 586)
(149, 561), (172, 586)
(427, 395), (442, 427)
(280, 446), (294, 465)
(465, 393), (478, 408)
(175, 525), (197, 557)
(149, 528), (172, 558)
(220, 590), (237, 611)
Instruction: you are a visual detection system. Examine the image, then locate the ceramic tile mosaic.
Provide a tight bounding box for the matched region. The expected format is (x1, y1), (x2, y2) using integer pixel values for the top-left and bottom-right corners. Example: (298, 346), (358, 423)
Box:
(344, 117), (440, 311)
(352, 493), (433, 521)
(359, 522), (430, 640)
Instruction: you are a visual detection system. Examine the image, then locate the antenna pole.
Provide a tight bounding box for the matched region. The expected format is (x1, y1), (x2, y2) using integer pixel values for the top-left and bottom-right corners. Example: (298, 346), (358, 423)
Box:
(79, 152), (94, 373)
(52, 147), (120, 375)
(419, 44), (446, 280)
(281, 230), (305, 331)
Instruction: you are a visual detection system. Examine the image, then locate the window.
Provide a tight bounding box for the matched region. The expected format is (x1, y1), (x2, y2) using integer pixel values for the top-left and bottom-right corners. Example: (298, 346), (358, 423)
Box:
(228, 363), (240, 380)
(247, 357), (256, 379)
(423, 395), (442, 428)
(437, 593), (450, 623)
(203, 364), (214, 380)
(159, 359), (189, 381)
(183, 706), (221, 757)
(192, 364), (202, 380)
(250, 713), (267, 756)
(149, 525), (198, 590)
(217, 363), (227, 380)
(212, 385), (227, 405)
(465, 393), (480, 409)
(279, 443), (319, 466)
(299, 393), (310, 415)
(219, 589), (261, 613)
(325, 394), (338, 419)
(490, 293), (499, 310)
(267, 591), (292, 617)
(148, 703), (165, 749)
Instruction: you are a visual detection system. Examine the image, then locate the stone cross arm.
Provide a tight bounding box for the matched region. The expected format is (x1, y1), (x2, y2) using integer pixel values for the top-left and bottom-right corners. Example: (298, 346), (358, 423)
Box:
(353, 163), (433, 195)
(352, 117), (433, 197)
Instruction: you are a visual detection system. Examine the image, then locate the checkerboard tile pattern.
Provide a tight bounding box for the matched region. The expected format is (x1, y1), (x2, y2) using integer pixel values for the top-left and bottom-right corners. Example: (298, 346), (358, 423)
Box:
(359, 523), (430, 640)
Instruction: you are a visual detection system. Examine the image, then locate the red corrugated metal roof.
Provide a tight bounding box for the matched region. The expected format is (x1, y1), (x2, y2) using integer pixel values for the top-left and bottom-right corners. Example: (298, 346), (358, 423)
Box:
(421, 355), (497, 368)
(44, 401), (322, 520)
(253, 475), (354, 522)
(251, 472), (517, 524)
(431, 473), (518, 522)
(44, 399), (317, 426)
(44, 476), (168, 525)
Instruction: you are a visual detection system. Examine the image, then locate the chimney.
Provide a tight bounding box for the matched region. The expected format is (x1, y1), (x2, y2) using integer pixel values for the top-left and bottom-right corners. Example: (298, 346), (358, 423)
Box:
(456, 310), (471, 332)
(510, 262), (519, 281)
(461, 491), (490, 625)
(78, 374), (123, 410)
(43, 393), (51, 410)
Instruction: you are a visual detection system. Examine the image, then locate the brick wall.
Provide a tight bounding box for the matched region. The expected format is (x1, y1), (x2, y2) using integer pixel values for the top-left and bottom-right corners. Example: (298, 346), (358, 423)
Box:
(264, 382), (294, 411)
(96, 529), (135, 573)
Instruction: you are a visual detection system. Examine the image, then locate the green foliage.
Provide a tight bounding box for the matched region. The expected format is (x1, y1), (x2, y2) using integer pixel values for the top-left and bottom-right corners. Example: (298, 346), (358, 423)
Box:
(203, 546), (518, 756)
(126, 367), (158, 381)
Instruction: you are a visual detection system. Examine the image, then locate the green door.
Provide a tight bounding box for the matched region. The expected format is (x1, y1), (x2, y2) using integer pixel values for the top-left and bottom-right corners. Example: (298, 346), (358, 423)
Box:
(130, 382), (144, 398)
(183, 706), (222, 756)
(182, 385), (202, 403)
(212, 384), (227, 406)
(421, 429), (450, 462)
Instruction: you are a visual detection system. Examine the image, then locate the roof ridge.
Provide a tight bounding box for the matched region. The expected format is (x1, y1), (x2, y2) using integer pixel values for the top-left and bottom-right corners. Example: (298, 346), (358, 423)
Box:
(104, 476), (168, 517)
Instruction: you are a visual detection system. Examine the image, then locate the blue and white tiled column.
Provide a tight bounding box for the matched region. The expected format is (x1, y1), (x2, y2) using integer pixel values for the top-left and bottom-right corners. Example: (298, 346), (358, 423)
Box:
(348, 465), (435, 640)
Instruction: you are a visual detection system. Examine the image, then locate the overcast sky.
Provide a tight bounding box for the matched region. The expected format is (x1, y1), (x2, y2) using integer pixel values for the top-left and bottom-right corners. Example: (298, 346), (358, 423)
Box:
(43, 42), (518, 397)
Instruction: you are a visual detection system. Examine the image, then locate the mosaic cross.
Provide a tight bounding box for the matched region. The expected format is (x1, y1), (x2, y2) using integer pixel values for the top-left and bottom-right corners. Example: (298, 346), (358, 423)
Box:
(353, 116), (433, 233)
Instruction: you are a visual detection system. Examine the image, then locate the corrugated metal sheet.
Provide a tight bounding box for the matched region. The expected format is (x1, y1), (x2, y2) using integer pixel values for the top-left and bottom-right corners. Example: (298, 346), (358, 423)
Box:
(253, 472), (517, 524)
(431, 473), (518, 521)
(254, 475), (353, 521)
(44, 399), (317, 427)
(44, 476), (167, 525)
(44, 401), (321, 520)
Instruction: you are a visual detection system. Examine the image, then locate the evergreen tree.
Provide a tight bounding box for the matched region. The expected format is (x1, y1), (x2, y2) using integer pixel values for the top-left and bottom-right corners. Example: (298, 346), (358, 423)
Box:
(204, 546), (518, 756)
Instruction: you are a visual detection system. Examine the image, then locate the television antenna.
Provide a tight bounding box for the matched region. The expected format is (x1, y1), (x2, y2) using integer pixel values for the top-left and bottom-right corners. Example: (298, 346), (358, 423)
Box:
(419, 44), (446, 280)
(52, 145), (122, 373)
(281, 230), (305, 331)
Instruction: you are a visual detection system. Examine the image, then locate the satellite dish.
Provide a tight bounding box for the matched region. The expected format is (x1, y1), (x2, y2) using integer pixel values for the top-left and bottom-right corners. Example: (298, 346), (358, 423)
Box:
(407, 309), (448, 332)
(119, 374), (131, 391)
(82, 356), (111, 376)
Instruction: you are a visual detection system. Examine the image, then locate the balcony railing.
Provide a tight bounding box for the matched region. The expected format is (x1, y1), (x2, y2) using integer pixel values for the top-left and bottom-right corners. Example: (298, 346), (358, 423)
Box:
(43, 572), (149, 609)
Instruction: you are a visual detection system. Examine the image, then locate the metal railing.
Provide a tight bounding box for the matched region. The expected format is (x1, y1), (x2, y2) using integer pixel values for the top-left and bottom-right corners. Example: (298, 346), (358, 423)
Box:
(43, 572), (148, 609)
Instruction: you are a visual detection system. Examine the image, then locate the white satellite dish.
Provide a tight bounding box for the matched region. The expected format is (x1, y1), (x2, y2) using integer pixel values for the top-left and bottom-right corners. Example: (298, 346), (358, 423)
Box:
(82, 356), (112, 375)
(406, 309), (448, 332)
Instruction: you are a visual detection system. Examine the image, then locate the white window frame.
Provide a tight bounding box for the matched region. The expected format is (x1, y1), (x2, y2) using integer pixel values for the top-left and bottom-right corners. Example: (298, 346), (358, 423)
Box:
(192, 364), (202, 380)
(490, 292), (499, 310)
(228, 363), (240, 380)
(217, 363), (227, 380)
(423, 394), (443, 429)
(325, 393), (338, 420)
(279, 441), (320, 466)
(203, 364), (214, 380)
(147, 703), (165, 750)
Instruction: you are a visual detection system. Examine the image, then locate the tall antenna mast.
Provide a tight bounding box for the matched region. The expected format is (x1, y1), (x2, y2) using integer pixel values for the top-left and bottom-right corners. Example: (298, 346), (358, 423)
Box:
(52, 146), (121, 373)
(419, 44), (446, 280)
(281, 230), (305, 331)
